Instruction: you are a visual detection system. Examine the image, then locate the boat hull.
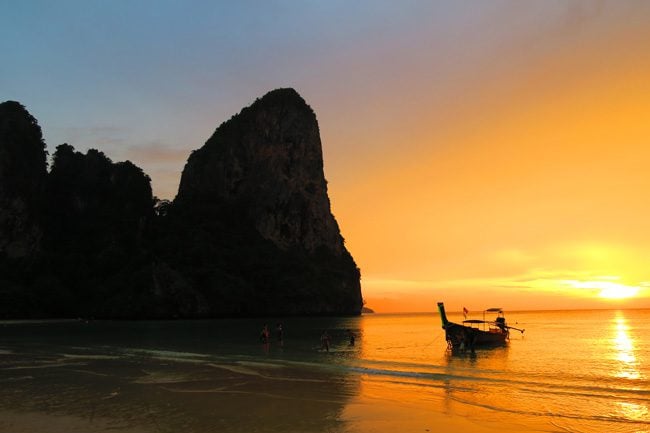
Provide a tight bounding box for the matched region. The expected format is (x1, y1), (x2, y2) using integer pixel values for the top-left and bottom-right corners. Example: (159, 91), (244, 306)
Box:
(443, 321), (508, 349)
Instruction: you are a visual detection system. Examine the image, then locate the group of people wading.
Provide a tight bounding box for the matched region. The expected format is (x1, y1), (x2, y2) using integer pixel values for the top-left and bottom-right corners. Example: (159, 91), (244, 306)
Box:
(259, 324), (355, 352)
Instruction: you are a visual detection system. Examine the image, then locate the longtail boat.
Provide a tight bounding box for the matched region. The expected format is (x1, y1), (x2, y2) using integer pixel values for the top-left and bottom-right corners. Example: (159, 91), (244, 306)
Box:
(437, 302), (524, 351)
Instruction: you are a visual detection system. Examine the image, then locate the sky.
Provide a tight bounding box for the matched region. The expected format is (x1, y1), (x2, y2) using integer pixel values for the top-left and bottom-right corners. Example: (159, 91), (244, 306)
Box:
(3, 1), (650, 312)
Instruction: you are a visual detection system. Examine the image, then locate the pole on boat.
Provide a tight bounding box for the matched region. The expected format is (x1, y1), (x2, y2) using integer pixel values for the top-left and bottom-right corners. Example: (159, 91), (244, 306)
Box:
(506, 325), (525, 334)
(437, 302), (450, 328)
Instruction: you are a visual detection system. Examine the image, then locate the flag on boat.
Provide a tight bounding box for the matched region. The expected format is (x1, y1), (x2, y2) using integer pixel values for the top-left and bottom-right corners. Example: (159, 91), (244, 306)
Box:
(463, 307), (468, 318)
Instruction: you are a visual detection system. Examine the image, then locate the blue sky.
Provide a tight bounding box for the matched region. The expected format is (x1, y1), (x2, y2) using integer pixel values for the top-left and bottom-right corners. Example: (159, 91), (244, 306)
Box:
(2, 0), (505, 197)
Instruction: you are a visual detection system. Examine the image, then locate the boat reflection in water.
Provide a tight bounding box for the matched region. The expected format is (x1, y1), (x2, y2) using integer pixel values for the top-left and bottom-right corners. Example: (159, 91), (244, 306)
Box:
(437, 302), (525, 352)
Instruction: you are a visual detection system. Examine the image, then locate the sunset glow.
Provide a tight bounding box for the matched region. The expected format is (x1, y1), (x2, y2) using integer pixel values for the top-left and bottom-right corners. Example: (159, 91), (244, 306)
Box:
(5, 4), (650, 433)
(4, 2), (650, 312)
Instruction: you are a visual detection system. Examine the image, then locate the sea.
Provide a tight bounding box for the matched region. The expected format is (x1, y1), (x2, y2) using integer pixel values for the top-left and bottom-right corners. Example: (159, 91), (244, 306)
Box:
(1, 309), (649, 433)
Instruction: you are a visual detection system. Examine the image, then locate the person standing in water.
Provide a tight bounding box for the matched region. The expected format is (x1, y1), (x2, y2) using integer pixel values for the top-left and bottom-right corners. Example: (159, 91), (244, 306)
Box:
(276, 323), (283, 346)
(347, 329), (355, 346)
(260, 324), (270, 344)
(260, 324), (271, 354)
(320, 330), (331, 352)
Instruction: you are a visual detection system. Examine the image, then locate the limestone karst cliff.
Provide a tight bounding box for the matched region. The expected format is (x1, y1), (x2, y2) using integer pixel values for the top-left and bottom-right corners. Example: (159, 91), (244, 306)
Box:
(177, 88), (344, 254)
(0, 89), (362, 318)
(164, 88), (362, 316)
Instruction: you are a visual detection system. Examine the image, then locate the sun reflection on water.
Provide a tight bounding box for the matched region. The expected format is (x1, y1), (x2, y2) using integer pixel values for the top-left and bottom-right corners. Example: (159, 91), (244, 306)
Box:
(611, 312), (640, 380)
(616, 401), (649, 422)
(606, 312), (650, 424)
(613, 311), (641, 379)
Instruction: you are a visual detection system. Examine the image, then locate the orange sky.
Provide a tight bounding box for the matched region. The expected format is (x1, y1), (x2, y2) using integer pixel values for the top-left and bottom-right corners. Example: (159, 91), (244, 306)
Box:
(6, 2), (650, 312)
(323, 4), (650, 312)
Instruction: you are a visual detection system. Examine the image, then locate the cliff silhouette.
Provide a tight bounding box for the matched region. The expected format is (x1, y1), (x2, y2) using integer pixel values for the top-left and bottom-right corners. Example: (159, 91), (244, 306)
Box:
(0, 90), (362, 318)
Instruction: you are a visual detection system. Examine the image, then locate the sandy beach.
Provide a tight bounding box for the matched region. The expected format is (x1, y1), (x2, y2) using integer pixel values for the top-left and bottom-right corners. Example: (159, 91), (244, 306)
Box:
(0, 356), (543, 433)
(0, 405), (519, 433)
(0, 411), (153, 433)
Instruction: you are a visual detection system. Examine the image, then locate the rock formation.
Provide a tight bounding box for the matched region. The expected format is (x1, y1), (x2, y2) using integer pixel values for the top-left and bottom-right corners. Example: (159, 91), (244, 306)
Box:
(41, 144), (155, 317)
(177, 88), (343, 254)
(0, 89), (362, 318)
(0, 101), (47, 259)
(165, 88), (362, 316)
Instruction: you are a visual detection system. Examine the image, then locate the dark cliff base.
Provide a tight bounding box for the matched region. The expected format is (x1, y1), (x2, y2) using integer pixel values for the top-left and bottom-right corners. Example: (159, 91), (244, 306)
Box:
(0, 90), (362, 319)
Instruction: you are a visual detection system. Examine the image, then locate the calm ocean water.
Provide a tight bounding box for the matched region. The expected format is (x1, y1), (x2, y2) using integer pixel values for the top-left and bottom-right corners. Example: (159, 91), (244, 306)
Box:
(1, 309), (649, 432)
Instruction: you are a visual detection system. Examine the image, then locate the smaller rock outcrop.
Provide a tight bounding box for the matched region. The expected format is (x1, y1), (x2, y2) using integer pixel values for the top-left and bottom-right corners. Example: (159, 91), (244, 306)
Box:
(0, 101), (47, 258)
(42, 144), (155, 317)
(45, 144), (153, 256)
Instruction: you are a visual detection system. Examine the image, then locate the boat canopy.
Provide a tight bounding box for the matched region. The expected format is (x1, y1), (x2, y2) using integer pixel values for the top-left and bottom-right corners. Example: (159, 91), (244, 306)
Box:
(485, 308), (502, 312)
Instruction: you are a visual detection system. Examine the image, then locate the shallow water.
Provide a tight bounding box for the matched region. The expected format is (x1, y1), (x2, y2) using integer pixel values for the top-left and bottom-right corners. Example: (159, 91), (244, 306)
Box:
(1, 310), (649, 432)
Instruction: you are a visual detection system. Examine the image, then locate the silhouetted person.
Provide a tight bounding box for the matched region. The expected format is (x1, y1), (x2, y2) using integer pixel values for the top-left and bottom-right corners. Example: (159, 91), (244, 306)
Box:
(276, 323), (283, 346)
(320, 330), (331, 352)
(260, 324), (270, 344)
(467, 329), (477, 354)
(459, 329), (467, 353)
(259, 324), (270, 354)
(347, 329), (355, 346)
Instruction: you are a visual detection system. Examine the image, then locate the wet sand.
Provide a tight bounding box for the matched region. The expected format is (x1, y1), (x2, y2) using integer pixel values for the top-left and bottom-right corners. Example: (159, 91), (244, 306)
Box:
(0, 407), (513, 433)
(0, 411), (152, 433)
(0, 360), (545, 433)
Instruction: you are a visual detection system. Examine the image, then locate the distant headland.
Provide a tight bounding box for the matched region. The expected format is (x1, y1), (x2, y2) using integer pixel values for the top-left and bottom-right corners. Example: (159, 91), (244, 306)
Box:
(0, 89), (362, 319)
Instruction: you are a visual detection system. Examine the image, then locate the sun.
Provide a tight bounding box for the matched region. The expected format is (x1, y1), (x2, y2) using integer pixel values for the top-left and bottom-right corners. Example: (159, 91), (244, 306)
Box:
(563, 279), (640, 300)
(598, 283), (639, 300)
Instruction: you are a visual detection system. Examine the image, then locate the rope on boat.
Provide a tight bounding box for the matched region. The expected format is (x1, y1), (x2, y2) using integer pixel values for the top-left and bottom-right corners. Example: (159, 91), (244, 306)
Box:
(422, 335), (441, 347)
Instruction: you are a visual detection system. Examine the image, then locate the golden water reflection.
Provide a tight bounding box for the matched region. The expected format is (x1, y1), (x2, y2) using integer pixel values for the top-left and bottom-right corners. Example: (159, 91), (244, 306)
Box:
(611, 312), (640, 380)
(609, 312), (649, 423)
(616, 401), (649, 422)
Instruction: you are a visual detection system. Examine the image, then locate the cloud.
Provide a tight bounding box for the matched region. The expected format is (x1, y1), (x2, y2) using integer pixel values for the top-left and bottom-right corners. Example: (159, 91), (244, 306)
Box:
(125, 141), (192, 164)
(122, 142), (194, 199)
